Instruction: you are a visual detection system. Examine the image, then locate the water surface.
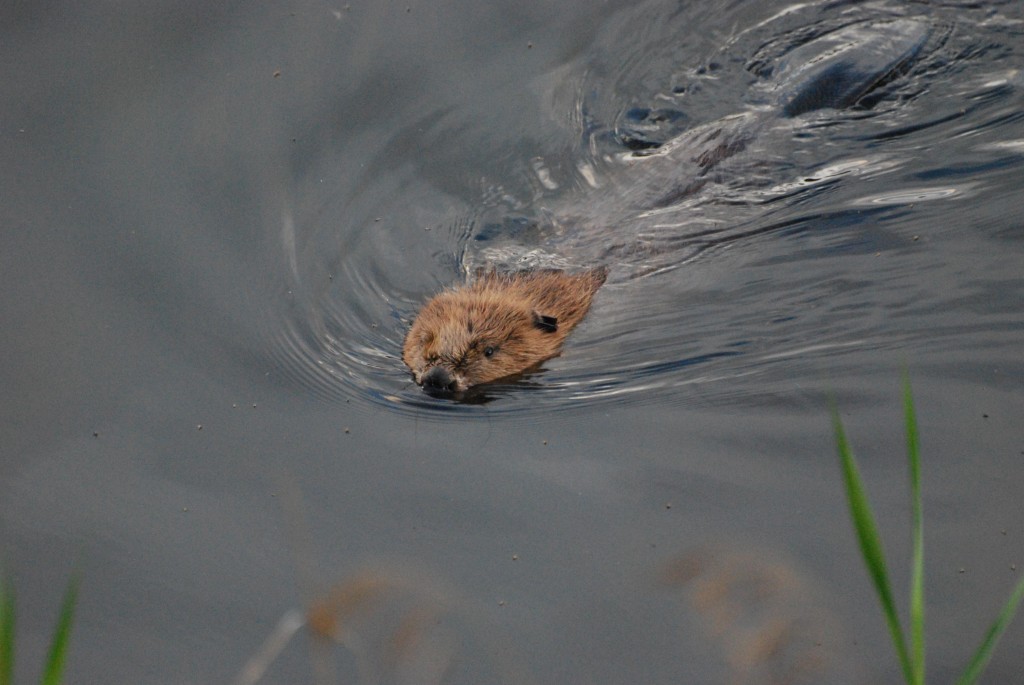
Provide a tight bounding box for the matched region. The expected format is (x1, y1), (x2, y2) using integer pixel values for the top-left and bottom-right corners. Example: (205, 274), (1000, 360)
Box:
(2, 1), (1023, 683)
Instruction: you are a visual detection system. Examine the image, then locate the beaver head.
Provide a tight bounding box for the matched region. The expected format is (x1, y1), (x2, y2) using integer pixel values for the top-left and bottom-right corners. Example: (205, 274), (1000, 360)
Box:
(402, 269), (606, 394)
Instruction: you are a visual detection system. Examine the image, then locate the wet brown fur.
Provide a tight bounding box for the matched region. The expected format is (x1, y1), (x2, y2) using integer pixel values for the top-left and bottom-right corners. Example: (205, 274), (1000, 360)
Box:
(403, 268), (607, 391)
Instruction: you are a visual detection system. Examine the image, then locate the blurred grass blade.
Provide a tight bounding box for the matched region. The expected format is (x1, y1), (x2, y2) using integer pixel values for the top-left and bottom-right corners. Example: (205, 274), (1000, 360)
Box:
(39, 571), (80, 685)
(832, 405), (914, 684)
(1, 574), (13, 685)
(232, 609), (305, 685)
(903, 376), (925, 685)
(956, 575), (1024, 685)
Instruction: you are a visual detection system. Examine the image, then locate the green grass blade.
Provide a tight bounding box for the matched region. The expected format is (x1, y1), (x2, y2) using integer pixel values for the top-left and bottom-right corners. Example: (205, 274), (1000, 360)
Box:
(0, 574), (14, 685)
(903, 377), (925, 685)
(39, 570), (80, 685)
(956, 574), (1024, 685)
(832, 406), (914, 684)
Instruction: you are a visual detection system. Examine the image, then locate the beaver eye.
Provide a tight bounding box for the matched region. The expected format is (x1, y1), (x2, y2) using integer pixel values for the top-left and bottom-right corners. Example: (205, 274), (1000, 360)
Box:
(483, 346), (496, 358)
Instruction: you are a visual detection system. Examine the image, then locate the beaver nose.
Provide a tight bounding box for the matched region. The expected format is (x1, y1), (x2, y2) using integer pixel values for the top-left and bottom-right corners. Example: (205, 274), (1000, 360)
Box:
(421, 366), (456, 393)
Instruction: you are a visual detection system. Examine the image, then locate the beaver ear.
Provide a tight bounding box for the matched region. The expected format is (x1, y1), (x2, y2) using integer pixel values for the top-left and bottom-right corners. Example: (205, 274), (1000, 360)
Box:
(533, 312), (558, 333)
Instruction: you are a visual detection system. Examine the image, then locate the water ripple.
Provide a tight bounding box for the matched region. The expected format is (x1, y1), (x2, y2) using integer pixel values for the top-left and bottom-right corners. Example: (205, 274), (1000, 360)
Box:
(263, 0), (1024, 415)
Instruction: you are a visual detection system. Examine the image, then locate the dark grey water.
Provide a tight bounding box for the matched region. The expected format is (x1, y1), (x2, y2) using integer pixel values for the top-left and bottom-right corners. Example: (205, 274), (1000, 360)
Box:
(2, 1), (1023, 683)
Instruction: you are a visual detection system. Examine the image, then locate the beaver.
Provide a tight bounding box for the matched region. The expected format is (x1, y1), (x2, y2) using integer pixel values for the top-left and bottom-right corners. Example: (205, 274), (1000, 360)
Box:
(402, 268), (607, 393)
(402, 18), (931, 394)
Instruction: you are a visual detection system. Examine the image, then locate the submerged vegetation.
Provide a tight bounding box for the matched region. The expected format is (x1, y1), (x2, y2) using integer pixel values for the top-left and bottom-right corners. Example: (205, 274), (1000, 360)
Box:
(0, 570), (79, 685)
(832, 377), (1024, 685)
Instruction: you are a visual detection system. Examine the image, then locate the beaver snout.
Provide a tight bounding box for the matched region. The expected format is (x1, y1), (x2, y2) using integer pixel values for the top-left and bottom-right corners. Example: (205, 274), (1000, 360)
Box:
(421, 366), (457, 394)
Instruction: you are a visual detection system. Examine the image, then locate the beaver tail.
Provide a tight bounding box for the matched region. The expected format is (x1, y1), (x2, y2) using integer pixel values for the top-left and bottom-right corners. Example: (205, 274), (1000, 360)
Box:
(772, 18), (931, 118)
